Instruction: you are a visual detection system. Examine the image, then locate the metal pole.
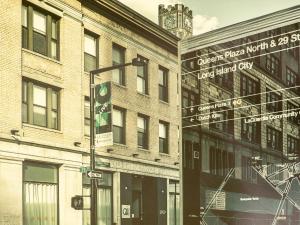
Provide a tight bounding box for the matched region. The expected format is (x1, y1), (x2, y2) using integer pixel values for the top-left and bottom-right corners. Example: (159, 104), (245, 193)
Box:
(90, 72), (97, 225)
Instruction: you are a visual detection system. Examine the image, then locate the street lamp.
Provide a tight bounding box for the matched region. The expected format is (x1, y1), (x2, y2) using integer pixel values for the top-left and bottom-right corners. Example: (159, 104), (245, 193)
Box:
(89, 57), (147, 225)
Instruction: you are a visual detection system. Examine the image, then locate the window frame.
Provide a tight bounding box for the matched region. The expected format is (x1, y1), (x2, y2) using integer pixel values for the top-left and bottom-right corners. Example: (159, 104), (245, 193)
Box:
(137, 55), (148, 94)
(84, 96), (90, 136)
(113, 106), (126, 144)
(287, 135), (299, 155)
(22, 79), (60, 130)
(84, 31), (99, 72)
(23, 161), (59, 225)
(287, 102), (299, 124)
(22, 3), (60, 60)
(266, 88), (282, 112)
(240, 74), (260, 104)
(159, 120), (169, 154)
(286, 66), (297, 87)
(112, 43), (126, 86)
(266, 126), (282, 151)
(159, 66), (169, 102)
(266, 54), (280, 77)
(137, 114), (149, 149)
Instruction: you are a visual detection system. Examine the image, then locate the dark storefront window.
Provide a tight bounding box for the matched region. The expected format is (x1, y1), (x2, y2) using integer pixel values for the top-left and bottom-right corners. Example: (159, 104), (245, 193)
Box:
(23, 162), (58, 225)
(83, 172), (113, 225)
(169, 180), (180, 225)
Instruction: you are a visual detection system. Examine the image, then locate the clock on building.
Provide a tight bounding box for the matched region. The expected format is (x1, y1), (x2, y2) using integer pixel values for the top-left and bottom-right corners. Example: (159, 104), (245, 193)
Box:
(164, 14), (176, 28)
(184, 17), (192, 31)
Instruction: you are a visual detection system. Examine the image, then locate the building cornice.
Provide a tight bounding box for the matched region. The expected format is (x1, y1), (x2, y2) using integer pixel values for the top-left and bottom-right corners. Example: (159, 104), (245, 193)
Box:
(182, 5), (300, 53)
(83, 0), (179, 55)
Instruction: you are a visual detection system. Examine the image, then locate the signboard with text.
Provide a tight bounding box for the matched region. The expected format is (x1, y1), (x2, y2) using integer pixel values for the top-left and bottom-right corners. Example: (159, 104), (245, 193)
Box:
(95, 82), (113, 147)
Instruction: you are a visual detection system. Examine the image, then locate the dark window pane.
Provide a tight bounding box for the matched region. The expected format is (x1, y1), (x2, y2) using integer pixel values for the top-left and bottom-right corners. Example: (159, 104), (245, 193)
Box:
(24, 162), (58, 183)
(33, 32), (47, 55)
(33, 106), (46, 127)
(22, 103), (28, 123)
(113, 126), (124, 144)
(84, 53), (96, 72)
(22, 27), (28, 49)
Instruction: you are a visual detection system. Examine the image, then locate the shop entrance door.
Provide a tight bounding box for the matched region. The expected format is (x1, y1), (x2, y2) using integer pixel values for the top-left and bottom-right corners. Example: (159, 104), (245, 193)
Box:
(132, 190), (142, 225)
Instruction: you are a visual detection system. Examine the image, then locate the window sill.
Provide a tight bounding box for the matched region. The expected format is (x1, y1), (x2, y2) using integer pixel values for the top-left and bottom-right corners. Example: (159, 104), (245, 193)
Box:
(112, 82), (127, 89)
(159, 152), (170, 157)
(113, 143), (127, 148)
(137, 92), (150, 98)
(138, 147), (150, 152)
(22, 123), (62, 134)
(22, 48), (61, 65)
(159, 100), (169, 106)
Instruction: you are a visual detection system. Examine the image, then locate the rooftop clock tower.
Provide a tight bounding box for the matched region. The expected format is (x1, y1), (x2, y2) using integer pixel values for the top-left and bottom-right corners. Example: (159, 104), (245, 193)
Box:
(158, 4), (193, 39)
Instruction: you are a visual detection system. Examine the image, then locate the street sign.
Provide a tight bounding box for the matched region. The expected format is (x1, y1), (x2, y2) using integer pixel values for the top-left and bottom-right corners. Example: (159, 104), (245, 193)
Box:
(71, 195), (84, 210)
(79, 166), (91, 173)
(96, 160), (111, 167)
(87, 171), (103, 179)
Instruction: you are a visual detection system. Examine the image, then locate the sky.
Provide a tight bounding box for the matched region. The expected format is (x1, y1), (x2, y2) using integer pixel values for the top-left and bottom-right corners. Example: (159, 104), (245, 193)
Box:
(118, 0), (300, 35)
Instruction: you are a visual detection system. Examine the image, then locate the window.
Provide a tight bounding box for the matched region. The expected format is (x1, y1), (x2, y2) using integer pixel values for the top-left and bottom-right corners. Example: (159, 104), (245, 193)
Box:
(84, 32), (98, 72)
(287, 102), (299, 124)
(159, 66), (168, 102)
(266, 89), (282, 112)
(137, 55), (148, 94)
(113, 107), (125, 144)
(241, 115), (260, 143)
(22, 4), (59, 59)
(23, 162), (58, 225)
(241, 156), (256, 183)
(266, 54), (280, 77)
(22, 80), (59, 129)
(209, 147), (234, 176)
(287, 135), (299, 155)
(159, 121), (169, 154)
(83, 172), (113, 225)
(209, 103), (234, 134)
(137, 114), (148, 149)
(182, 89), (197, 118)
(267, 126), (282, 151)
(84, 96), (90, 136)
(169, 180), (180, 225)
(240, 74), (260, 103)
(209, 60), (233, 91)
(286, 67), (298, 87)
(112, 44), (125, 85)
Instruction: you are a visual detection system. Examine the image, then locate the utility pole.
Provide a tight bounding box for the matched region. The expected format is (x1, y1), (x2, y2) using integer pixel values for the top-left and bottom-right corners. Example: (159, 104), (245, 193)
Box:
(89, 57), (147, 225)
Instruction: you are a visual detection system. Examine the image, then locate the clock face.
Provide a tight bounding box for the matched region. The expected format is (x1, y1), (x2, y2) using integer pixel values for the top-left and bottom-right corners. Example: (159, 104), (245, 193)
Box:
(164, 15), (176, 28)
(184, 17), (192, 30)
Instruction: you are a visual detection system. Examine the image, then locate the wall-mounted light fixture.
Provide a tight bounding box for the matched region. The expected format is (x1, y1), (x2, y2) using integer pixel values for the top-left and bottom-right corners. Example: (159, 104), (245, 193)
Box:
(132, 153), (139, 157)
(155, 158), (160, 162)
(74, 141), (81, 147)
(107, 148), (114, 153)
(10, 129), (19, 135)
(174, 162), (179, 165)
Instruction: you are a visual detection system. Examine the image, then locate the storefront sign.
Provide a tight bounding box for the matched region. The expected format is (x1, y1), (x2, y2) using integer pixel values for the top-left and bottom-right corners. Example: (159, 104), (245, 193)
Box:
(121, 205), (131, 218)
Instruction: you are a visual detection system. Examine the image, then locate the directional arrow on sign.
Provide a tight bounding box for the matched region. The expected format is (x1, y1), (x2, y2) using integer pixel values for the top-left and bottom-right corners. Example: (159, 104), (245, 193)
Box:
(87, 171), (103, 179)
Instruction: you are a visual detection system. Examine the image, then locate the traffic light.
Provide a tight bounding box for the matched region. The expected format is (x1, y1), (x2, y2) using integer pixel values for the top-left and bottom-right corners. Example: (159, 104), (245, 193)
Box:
(71, 195), (84, 210)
